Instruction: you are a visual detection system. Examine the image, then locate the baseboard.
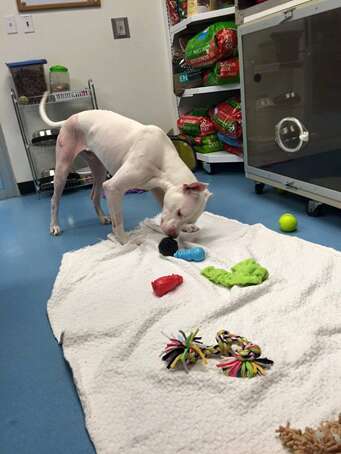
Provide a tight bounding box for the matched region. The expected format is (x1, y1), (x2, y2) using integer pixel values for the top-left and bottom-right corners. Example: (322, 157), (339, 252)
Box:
(18, 180), (36, 195)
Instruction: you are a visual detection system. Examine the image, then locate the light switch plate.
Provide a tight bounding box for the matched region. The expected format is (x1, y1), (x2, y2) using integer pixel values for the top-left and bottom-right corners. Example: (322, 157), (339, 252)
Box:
(21, 15), (34, 33)
(111, 17), (130, 39)
(5, 16), (18, 34)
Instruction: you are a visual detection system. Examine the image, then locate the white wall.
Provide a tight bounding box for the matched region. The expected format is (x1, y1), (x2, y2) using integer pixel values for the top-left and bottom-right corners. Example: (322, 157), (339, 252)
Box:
(0, 0), (176, 183)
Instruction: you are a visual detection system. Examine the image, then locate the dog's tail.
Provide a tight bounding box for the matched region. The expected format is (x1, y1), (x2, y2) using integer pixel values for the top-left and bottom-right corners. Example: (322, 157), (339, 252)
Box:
(39, 92), (66, 128)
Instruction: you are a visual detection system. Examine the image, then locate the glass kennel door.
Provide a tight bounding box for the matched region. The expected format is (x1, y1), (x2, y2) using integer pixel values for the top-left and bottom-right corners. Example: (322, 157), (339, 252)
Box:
(240, 3), (341, 198)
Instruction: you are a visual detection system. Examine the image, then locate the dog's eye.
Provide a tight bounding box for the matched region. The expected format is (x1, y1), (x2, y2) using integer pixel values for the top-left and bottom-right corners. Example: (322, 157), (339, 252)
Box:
(177, 209), (183, 217)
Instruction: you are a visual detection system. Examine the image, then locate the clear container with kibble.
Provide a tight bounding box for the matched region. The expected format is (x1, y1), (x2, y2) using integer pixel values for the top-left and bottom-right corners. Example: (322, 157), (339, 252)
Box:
(49, 65), (70, 93)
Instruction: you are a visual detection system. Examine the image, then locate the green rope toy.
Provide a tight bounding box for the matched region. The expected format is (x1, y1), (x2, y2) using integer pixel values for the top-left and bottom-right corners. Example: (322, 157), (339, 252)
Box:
(161, 329), (273, 378)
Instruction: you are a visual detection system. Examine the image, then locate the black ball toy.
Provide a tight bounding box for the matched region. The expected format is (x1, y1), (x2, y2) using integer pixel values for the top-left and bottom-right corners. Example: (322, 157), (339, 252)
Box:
(158, 237), (179, 257)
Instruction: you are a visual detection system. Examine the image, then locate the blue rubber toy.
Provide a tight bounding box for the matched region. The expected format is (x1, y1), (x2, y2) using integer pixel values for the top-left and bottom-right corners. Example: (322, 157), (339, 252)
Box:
(174, 247), (206, 262)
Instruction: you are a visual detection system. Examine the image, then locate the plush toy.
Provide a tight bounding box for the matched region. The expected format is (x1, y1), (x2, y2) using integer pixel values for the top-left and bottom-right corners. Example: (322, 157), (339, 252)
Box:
(201, 258), (268, 288)
(174, 247), (206, 262)
(152, 274), (183, 297)
(161, 328), (273, 378)
(158, 237), (179, 256)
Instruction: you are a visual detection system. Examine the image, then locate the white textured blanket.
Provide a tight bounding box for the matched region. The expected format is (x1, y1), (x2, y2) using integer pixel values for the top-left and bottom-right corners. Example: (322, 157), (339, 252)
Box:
(47, 212), (341, 454)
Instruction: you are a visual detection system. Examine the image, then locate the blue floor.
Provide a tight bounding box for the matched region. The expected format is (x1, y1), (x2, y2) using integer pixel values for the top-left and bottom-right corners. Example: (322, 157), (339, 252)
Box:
(1, 168), (341, 454)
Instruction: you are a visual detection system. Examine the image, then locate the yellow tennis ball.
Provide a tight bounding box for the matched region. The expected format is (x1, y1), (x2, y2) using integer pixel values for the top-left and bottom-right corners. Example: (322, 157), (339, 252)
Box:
(278, 213), (297, 232)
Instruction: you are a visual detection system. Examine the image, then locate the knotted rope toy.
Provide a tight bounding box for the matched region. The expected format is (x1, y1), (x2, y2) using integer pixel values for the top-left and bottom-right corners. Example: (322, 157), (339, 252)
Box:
(213, 330), (274, 378)
(161, 328), (273, 378)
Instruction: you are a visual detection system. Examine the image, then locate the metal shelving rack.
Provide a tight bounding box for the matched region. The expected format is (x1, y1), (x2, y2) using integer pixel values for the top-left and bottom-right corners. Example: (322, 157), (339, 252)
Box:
(163, 3), (243, 173)
(11, 79), (98, 193)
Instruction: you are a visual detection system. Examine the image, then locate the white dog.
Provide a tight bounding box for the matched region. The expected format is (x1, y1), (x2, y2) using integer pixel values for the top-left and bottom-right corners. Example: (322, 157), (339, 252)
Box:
(40, 93), (211, 244)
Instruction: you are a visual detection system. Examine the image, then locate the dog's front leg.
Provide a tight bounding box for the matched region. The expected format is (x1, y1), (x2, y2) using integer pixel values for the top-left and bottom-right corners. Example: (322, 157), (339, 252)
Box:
(103, 180), (128, 245)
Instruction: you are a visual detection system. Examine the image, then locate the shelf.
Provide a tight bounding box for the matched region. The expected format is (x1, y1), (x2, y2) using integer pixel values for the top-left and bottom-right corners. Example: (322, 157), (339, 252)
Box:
(196, 150), (243, 163)
(181, 83), (240, 97)
(18, 88), (91, 106)
(40, 176), (93, 193)
(171, 6), (235, 39)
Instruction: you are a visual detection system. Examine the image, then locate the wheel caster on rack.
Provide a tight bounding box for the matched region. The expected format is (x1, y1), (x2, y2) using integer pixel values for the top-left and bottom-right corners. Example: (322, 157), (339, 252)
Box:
(203, 162), (215, 174)
(255, 182), (265, 194)
(306, 200), (323, 217)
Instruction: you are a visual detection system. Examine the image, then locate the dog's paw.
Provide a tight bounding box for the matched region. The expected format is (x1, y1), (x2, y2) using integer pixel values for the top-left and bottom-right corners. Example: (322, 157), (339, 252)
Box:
(50, 225), (62, 236)
(129, 233), (145, 246)
(181, 224), (200, 233)
(99, 215), (112, 225)
(107, 232), (129, 245)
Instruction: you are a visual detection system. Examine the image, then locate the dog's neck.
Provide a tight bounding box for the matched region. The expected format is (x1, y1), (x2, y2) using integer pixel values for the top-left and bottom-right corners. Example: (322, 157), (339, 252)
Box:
(160, 144), (197, 189)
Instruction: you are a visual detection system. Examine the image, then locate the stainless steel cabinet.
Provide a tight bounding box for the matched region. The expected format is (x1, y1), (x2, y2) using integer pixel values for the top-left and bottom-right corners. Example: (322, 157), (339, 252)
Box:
(239, 0), (341, 212)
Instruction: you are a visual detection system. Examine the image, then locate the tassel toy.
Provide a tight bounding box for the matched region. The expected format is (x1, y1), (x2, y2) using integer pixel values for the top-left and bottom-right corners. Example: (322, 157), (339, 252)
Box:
(161, 329), (208, 372)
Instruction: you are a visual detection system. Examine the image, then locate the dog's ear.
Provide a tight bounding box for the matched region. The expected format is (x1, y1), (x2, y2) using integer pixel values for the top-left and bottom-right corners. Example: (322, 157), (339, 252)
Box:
(183, 182), (208, 193)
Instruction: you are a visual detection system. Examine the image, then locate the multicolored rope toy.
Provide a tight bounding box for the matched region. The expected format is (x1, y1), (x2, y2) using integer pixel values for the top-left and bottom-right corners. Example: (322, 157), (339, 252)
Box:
(161, 328), (273, 378)
(214, 330), (274, 378)
(161, 329), (208, 373)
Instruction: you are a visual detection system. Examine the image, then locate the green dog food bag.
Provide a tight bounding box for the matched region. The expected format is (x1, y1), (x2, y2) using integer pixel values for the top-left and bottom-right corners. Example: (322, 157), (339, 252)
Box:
(190, 106), (210, 117)
(185, 21), (237, 69)
(194, 134), (222, 153)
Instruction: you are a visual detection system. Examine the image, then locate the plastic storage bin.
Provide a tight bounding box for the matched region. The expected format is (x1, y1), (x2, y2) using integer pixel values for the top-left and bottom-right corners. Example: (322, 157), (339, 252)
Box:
(6, 59), (47, 98)
(49, 65), (70, 93)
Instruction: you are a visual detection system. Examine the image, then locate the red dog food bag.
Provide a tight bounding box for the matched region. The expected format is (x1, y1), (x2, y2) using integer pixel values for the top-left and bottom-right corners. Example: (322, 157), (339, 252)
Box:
(204, 57), (240, 86)
(215, 28), (238, 59)
(177, 115), (216, 137)
(166, 0), (180, 25)
(210, 99), (242, 139)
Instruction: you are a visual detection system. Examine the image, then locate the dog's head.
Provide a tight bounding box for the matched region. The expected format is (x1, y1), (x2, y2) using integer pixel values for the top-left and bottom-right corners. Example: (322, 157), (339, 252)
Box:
(160, 182), (212, 237)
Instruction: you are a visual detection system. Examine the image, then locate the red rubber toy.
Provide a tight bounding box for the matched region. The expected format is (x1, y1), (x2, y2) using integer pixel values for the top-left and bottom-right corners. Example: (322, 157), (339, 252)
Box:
(152, 274), (183, 297)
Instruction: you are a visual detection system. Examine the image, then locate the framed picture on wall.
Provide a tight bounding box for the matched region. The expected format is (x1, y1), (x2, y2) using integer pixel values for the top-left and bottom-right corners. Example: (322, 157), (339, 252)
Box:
(17, 0), (101, 12)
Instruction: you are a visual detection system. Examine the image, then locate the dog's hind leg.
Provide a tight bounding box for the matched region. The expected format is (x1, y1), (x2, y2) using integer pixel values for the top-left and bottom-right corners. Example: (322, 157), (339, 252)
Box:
(50, 143), (73, 235)
(82, 151), (111, 225)
(50, 118), (83, 235)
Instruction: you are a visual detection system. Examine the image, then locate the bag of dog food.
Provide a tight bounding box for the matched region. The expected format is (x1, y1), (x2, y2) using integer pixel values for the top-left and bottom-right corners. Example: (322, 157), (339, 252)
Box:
(217, 132), (242, 148)
(210, 99), (242, 138)
(177, 115), (216, 136)
(194, 134), (222, 153)
(177, 0), (188, 19)
(223, 143), (243, 157)
(190, 106), (210, 117)
(166, 0), (180, 25)
(204, 57), (240, 86)
(185, 22), (237, 68)
(172, 37), (203, 95)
